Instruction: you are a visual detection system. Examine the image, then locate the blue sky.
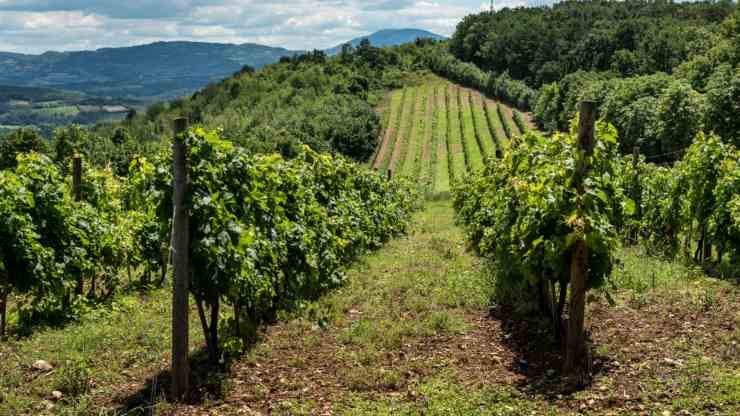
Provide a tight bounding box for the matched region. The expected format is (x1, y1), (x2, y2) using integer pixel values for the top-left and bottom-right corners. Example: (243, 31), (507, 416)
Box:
(0, 0), (531, 54)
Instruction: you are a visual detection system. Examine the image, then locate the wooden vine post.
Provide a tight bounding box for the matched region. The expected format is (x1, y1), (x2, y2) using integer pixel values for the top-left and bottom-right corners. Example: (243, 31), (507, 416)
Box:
(171, 118), (190, 401)
(632, 146), (641, 220)
(73, 155), (84, 296)
(564, 101), (596, 378)
(387, 169), (392, 181)
(0, 272), (6, 339)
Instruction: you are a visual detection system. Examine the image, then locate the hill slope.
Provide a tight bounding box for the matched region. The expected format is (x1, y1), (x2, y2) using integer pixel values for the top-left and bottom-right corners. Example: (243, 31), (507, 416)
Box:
(0, 41), (302, 100)
(0, 29), (446, 101)
(372, 75), (535, 195)
(326, 29), (446, 55)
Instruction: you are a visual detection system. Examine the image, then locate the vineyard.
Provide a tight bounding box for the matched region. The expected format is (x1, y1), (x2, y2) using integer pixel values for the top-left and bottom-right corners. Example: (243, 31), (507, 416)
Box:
(1, 4), (740, 412)
(371, 76), (534, 194)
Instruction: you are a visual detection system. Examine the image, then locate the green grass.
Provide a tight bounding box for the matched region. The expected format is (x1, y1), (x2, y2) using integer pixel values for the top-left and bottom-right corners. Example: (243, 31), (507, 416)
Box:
(458, 89), (484, 172)
(433, 85), (450, 194)
(31, 106), (80, 117)
(2, 199), (740, 415)
(0, 290), (205, 415)
(447, 86), (466, 182)
(469, 91), (496, 160)
(338, 375), (544, 415)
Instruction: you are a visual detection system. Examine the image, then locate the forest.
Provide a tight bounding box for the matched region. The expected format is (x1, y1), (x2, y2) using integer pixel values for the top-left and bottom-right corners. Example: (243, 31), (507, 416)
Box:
(439, 0), (739, 159)
(0, 1), (739, 415)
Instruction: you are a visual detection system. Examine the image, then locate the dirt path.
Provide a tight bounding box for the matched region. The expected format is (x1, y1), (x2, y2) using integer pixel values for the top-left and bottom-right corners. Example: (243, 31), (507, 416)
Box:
(371, 90), (401, 169)
(165, 200), (740, 416)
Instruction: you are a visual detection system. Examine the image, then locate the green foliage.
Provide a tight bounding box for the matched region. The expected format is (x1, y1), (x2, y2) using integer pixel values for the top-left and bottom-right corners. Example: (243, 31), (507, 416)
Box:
(0, 128), (46, 170)
(453, 120), (625, 313)
(704, 64), (740, 146)
(626, 132), (740, 262)
(425, 49), (536, 111)
(0, 150), (136, 333)
(469, 93), (496, 158)
(450, 1), (734, 85)
(512, 111), (528, 135)
(93, 44), (427, 164)
(654, 80), (705, 155)
(459, 90), (483, 171)
(445, 1), (738, 160)
(134, 127), (418, 361)
(55, 359), (91, 397)
(632, 162), (682, 255)
(52, 125), (87, 173)
(496, 104), (512, 140)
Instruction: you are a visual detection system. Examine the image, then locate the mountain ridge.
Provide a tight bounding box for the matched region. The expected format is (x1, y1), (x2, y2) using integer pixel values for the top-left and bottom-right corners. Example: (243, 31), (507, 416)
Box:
(326, 28), (447, 55)
(0, 29), (446, 101)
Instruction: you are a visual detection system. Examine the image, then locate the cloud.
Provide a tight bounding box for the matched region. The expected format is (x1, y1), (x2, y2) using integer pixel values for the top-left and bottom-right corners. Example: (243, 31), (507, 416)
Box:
(0, 0), (541, 54)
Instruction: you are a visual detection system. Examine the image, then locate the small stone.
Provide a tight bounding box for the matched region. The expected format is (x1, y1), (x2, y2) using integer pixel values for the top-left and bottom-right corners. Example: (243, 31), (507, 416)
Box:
(587, 399), (595, 406)
(32, 360), (53, 372)
(662, 411), (671, 416)
(51, 391), (63, 401)
(663, 358), (684, 367)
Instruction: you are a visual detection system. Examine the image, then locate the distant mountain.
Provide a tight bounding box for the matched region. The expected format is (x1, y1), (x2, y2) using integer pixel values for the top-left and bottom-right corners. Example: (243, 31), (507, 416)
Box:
(325, 29), (447, 55)
(0, 29), (445, 101)
(0, 41), (302, 100)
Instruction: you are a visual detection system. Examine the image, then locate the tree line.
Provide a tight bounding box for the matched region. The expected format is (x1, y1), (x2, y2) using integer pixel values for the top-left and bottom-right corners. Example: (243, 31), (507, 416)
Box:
(443, 0), (739, 160)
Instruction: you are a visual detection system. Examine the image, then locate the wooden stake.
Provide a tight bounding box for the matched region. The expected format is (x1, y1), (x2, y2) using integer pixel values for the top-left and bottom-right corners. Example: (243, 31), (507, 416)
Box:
(387, 169), (392, 181)
(171, 118), (190, 401)
(73, 155), (84, 296)
(564, 101), (595, 378)
(632, 146), (641, 220)
(72, 155), (82, 202)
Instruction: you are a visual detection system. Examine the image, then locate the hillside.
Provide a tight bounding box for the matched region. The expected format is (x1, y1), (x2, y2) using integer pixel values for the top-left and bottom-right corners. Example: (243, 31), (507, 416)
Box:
(0, 85), (139, 137)
(372, 75), (534, 195)
(326, 29), (447, 55)
(0, 29), (446, 102)
(0, 41), (302, 100)
(445, 1), (739, 157)
(2, 3), (740, 415)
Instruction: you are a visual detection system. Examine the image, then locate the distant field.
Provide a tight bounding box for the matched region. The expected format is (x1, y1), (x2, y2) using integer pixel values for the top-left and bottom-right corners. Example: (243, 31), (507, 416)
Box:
(373, 76), (536, 195)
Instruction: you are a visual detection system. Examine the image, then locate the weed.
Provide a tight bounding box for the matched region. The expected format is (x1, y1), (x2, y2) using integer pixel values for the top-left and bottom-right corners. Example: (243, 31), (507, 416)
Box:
(701, 287), (716, 312)
(55, 358), (91, 397)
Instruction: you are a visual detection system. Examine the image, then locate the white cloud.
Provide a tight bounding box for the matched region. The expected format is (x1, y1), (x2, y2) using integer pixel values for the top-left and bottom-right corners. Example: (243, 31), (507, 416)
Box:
(0, 0), (543, 54)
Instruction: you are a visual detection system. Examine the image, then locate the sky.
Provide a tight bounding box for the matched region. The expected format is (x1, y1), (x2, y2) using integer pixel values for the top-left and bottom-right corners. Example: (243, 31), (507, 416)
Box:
(0, 0), (531, 54)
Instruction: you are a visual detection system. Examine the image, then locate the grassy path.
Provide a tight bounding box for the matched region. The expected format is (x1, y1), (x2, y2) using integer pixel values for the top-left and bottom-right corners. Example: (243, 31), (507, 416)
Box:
(2, 200), (740, 415)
